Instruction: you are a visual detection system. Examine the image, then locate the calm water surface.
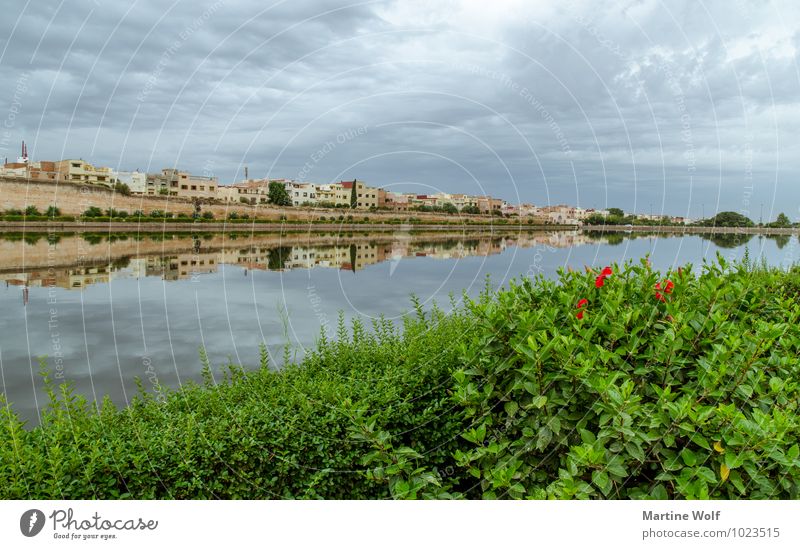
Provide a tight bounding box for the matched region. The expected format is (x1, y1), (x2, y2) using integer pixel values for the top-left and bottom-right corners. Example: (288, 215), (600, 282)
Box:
(0, 229), (796, 424)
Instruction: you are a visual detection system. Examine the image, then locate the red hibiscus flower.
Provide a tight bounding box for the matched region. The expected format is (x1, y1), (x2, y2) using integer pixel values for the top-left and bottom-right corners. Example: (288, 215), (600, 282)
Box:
(664, 279), (674, 294)
(655, 291), (666, 302)
(575, 298), (588, 319)
(595, 266), (612, 288)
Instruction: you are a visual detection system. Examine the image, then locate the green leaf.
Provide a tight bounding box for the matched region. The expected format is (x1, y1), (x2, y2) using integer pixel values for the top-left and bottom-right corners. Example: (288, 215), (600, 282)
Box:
(530, 395), (548, 409)
(504, 401), (519, 416)
(592, 470), (611, 495)
(680, 448), (697, 467)
(695, 467), (716, 483)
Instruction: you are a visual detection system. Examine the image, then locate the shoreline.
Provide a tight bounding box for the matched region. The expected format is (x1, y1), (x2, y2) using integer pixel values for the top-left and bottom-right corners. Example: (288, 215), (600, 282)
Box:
(0, 220), (568, 233)
(0, 220), (796, 235)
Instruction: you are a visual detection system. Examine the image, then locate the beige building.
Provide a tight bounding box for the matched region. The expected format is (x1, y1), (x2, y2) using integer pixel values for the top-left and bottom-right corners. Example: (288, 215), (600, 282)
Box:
(384, 191), (411, 211)
(231, 179), (271, 204)
(145, 168), (218, 199)
(314, 184), (342, 206)
(53, 159), (115, 186)
(216, 185), (240, 203)
(335, 180), (380, 209)
(477, 196), (504, 214)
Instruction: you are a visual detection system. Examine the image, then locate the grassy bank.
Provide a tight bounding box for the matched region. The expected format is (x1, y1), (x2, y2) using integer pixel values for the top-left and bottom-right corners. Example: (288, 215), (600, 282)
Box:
(2, 257), (799, 499)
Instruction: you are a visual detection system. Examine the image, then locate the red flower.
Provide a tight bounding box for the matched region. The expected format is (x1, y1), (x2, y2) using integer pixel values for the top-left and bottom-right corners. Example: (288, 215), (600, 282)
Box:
(594, 266), (612, 288)
(576, 298), (588, 309)
(576, 310), (585, 320)
(654, 280), (674, 302)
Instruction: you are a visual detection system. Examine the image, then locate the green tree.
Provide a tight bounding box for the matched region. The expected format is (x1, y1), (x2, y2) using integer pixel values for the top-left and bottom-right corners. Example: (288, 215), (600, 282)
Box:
(769, 213), (791, 228)
(24, 205), (41, 216)
(608, 207), (624, 217)
(701, 211), (754, 227)
(461, 205), (480, 215)
(114, 182), (131, 196)
(584, 213), (608, 225)
(268, 182), (292, 206)
(441, 203), (458, 214)
(350, 180), (358, 209)
(45, 206), (61, 218)
(83, 206), (103, 217)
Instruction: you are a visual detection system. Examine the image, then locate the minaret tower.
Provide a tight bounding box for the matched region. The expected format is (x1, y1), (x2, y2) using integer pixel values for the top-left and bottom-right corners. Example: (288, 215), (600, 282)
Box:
(18, 141), (28, 164)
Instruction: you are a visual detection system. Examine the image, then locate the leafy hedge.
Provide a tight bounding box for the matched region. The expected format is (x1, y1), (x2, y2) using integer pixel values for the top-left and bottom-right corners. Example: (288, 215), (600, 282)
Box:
(1, 257), (799, 499)
(0, 303), (470, 499)
(451, 257), (800, 499)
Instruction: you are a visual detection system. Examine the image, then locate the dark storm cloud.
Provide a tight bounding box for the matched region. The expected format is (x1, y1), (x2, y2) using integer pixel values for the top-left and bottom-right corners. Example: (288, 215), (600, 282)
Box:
(1, 0), (799, 218)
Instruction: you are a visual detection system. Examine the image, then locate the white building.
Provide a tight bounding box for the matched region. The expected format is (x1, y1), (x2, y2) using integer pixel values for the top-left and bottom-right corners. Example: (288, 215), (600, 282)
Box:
(114, 170), (147, 194)
(285, 182), (317, 206)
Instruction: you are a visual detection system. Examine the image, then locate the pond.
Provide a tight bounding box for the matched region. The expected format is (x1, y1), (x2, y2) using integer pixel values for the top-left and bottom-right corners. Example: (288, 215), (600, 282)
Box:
(0, 229), (796, 424)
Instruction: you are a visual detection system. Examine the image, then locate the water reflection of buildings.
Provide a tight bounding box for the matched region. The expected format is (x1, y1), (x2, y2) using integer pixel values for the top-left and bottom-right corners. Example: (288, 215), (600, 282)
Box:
(0, 232), (607, 292)
(144, 255), (217, 280)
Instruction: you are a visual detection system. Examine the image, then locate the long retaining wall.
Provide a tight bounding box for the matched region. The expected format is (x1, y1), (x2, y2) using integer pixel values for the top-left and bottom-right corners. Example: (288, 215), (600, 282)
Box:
(0, 176), (489, 225)
(582, 224), (798, 235)
(0, 221), (559, 233)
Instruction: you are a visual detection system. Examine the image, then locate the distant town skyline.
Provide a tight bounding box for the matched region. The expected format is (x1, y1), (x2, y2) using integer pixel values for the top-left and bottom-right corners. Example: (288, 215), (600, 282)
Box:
(1, 1), (799, 222)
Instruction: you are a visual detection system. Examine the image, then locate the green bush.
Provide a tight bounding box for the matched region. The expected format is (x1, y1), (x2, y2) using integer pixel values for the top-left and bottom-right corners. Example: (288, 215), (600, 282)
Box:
(451, 258), (800, 499)
(0, 304), (470, 499)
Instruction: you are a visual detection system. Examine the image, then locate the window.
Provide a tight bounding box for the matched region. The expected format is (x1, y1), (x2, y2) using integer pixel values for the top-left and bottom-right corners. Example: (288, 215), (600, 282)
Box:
(191, 185), (197, 190)
(199, 186), (205, 191)
(181, 185), (188, 190)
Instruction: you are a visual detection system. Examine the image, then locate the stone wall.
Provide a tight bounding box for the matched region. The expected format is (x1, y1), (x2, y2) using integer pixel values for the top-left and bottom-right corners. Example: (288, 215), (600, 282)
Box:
(0, 176), (481, 224)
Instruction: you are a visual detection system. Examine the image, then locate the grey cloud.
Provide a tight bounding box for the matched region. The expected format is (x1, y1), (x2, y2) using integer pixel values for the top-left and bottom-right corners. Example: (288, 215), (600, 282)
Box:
(1, 0), (798, 218)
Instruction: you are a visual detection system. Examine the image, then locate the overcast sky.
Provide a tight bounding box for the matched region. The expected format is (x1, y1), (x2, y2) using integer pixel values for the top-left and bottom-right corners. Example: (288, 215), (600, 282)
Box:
(1, 0), (799, 219)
